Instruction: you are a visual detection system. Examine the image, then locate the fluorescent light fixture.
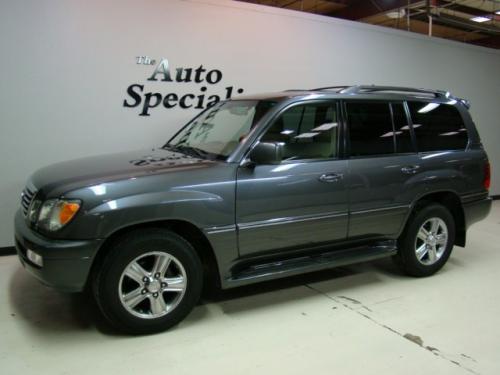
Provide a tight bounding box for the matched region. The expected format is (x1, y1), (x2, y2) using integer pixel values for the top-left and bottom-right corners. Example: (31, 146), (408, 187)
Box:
(418, 103), (440, 113)
(312, 123), (338, 131)
(90, 184), (106, 196)
(439, 131), (459, 136)
(470, 16), (490, 23)
(294, 132), (319, 139)
(280, 130), (295, 135)
(380, 131), (402, 138)
(271, 164), (297, 173)
(386, 8), (405, 19)
(400, 124), (422, 131)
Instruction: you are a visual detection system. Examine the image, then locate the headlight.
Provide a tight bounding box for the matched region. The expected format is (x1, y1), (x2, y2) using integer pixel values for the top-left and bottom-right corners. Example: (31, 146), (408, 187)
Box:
(37, 199), (81, 231)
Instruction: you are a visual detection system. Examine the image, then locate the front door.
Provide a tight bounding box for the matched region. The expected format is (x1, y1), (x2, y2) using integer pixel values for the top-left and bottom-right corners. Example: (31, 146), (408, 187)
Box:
(236, 101), (348, 256)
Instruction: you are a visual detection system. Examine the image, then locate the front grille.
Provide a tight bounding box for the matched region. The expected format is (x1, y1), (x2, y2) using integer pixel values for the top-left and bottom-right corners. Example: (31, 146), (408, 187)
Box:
(21, 185), (37, 217)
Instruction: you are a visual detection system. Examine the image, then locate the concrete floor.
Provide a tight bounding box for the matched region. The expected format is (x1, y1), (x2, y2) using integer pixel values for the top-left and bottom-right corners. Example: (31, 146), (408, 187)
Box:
(1, 202), (499, 375)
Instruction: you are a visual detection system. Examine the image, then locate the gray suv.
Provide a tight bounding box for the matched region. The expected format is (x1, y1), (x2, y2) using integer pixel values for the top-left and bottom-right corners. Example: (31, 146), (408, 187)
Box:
(15, 85), (492, 334)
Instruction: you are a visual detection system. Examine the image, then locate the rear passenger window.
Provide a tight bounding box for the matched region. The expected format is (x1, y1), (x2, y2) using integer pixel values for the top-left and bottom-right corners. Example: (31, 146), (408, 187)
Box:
(261, 102), (338, 161)
(391, 103), (414, 153)
(347, 102), (395, 156)
(408, 102), (468, 152)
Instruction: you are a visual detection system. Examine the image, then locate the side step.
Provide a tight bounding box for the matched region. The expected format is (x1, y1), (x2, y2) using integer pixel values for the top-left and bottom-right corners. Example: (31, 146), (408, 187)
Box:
(226, 241), (397, 288)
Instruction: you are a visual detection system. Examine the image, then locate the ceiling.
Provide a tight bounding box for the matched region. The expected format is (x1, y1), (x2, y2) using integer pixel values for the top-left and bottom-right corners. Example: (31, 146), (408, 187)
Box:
(237, 0), (500, 49)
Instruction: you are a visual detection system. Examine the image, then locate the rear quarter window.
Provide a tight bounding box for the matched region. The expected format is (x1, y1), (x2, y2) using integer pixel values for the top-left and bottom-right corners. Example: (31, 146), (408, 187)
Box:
(407, 102), (468, 152)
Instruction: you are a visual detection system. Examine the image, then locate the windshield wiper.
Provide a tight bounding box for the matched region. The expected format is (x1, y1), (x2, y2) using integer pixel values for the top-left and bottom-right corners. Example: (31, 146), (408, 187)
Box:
(164, 144), (209, 159)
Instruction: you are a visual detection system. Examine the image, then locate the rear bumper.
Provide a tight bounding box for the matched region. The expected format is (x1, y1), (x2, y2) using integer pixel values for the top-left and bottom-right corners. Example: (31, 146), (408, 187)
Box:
(14, 210), (102, 292)
(463, 197), (492, 229)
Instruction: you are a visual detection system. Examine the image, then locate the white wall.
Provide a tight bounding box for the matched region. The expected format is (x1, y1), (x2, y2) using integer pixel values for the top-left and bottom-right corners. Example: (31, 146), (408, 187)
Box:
(0, 0), (499, 247)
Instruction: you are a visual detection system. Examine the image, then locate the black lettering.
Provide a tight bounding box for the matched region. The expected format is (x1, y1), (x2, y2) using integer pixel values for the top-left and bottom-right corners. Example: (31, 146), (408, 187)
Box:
(148, 58), (173, 81)
(139, 92), (162, 116)
(196, 86), (208, 109)
(179, 94), (195, 109)
(130, 159), (149, 166)
(206, 69), (222, 84)
(225, 86), (233, 99)
(176, 68), (192, 82)
(194, 65), (207, 83)
(163, 93), (178, 108)
(123, 84), (143, 107)
(206, 95), (220, 108)
(237, 88), (244, 94)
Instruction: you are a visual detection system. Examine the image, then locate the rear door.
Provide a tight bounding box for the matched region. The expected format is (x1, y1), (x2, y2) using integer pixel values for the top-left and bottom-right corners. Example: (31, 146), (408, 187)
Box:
(345, 101), (422, 239)
(236, 100), (349, 256)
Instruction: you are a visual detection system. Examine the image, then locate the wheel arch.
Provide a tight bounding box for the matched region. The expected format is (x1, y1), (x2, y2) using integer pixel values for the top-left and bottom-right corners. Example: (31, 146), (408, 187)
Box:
(405, 190), (466, 247)
(87, 219), (221, 291)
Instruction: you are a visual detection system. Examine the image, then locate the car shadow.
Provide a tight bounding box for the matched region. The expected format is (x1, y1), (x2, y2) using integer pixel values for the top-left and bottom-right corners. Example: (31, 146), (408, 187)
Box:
(8, 258), (401, 337)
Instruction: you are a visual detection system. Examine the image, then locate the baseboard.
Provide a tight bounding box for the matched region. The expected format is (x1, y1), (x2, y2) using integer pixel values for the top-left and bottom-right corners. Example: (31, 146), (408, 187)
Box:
(0, 246), (16, 256)
(491, 195), (500, 201)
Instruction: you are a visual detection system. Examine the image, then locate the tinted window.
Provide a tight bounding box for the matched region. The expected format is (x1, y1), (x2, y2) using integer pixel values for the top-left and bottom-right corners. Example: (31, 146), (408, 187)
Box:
(347, 102), (395, 156)
(391, 103), (414, 153)
(408, 102), (468, 152)
(261, 102), (338, 160)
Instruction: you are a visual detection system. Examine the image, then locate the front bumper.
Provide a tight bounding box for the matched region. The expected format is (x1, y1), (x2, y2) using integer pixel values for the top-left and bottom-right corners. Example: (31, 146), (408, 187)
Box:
(14, 210), (103, 292)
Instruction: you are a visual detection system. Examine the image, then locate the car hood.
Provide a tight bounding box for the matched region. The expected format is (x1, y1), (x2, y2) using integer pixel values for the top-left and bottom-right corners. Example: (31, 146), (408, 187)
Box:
(30, 148), (214, 197)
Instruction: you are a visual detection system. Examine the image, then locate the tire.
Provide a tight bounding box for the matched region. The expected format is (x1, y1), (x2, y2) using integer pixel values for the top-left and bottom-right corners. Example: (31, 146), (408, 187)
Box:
(395, 203), (455, 277)
(92, 228), (203, 335)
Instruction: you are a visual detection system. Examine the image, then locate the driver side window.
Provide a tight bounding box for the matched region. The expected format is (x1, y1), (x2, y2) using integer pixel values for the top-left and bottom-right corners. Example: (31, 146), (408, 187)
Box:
(261, 102), (338, 161)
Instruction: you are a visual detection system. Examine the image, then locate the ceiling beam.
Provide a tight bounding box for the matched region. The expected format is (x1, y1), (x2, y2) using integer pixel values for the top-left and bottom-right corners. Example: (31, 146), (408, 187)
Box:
(469, 35), (500, 48)
(327, 0), (422, 20)
(436, 0), (498, 18)
(413, 12), (500, 36)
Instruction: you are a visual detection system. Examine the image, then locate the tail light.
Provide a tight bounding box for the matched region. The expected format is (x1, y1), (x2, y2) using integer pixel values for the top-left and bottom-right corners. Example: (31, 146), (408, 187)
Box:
(484, 161), (491, 190)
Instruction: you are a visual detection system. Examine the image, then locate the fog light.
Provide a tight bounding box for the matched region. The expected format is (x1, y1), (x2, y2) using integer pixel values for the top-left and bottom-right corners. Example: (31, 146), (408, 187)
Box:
(27, 249), (43, 267)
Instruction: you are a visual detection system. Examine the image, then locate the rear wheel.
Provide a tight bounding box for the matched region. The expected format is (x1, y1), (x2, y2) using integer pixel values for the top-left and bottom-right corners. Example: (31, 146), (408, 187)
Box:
(93, 228), (203, 334)
(395, 203), (455, 277)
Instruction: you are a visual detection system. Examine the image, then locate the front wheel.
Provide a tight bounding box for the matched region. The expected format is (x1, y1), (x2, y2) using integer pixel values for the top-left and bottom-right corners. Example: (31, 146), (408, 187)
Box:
(92, 229), (203, 334)
(395, 203), (455, 277)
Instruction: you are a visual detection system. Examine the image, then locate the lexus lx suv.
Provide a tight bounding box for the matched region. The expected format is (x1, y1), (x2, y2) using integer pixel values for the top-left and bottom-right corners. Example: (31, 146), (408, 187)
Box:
(15, 85), (492, 334)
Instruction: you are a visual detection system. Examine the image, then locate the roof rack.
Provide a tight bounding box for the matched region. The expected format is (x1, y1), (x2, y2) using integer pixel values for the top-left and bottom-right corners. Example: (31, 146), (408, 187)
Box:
(311, 86), (350, 92)
(312, 85), (451, 99)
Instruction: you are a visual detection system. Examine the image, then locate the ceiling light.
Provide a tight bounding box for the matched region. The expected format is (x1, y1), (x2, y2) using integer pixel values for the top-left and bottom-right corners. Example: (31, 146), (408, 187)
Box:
(418, 103), (440, 113)
(470, 16), (491, 23)
(386, 8), (406, 19)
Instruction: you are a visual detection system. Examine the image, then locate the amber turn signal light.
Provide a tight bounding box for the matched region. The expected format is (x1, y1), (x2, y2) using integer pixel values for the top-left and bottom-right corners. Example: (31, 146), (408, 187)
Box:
(59, 202), (80, 225)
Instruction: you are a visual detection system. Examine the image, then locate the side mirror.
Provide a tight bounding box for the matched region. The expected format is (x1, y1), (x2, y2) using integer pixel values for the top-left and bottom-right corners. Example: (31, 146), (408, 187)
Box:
(246, 142), (283, 166)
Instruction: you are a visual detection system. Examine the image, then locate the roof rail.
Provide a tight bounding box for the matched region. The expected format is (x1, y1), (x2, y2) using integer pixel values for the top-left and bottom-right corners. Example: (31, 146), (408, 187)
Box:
(311, 86), (350, 92)
(309, 85), (469, 108)
(337, 85), (451, 98)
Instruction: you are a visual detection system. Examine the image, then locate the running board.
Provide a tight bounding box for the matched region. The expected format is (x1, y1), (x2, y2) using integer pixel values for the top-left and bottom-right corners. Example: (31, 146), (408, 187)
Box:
(226, 241), (397, 288)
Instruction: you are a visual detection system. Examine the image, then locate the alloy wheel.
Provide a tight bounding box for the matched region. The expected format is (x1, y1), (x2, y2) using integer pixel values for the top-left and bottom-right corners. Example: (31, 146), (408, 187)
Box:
(414, 217), (448, 266)
(118, 251), (187, 319)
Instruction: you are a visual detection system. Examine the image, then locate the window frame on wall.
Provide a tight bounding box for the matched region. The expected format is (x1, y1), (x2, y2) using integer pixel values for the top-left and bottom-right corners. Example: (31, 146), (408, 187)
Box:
(251, 99), (343, 164)
(343, 100), (417, 159)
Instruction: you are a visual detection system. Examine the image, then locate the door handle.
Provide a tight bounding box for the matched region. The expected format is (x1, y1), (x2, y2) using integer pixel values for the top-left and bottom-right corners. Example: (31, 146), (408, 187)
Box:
(401, 165), (420, 175)
(319, 173), (343, 183)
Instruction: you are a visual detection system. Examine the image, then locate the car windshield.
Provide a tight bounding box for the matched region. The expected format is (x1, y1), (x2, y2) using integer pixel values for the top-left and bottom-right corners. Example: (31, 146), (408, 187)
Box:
(165, 100), (276, 160)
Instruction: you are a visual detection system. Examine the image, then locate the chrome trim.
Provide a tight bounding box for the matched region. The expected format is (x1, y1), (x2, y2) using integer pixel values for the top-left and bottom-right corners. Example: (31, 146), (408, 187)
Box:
(20, 181), (37, 217)
(205, 225), (237, 234)
(461, 191), (489, 203)
(350, 205), (410, 216)
(238, 212), (348, 230)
